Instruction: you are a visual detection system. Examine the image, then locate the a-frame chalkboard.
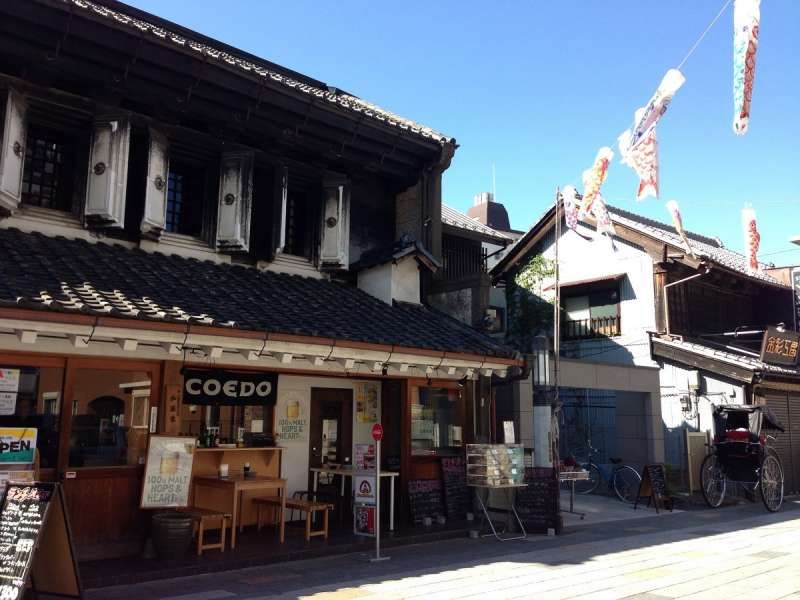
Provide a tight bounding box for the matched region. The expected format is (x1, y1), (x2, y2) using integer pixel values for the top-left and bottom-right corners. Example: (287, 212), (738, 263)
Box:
(633, 464), (670, 514)
(0, 482), (82, 599)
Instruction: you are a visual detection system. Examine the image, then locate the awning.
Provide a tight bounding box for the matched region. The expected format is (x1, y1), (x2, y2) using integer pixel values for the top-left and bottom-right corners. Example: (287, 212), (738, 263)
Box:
(543, 273), (625, 291)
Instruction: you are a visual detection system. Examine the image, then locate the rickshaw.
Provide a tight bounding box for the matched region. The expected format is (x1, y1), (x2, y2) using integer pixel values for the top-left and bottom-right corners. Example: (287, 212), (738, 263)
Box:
(700, 405), (785, 512)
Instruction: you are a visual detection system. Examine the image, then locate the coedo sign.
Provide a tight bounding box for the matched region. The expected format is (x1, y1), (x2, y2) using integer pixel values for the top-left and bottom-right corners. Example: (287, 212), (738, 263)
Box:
(182, 369), (278, 406)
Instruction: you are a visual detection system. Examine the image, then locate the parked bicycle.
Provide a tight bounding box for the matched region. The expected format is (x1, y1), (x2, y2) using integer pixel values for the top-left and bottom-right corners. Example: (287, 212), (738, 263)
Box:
(565, 445), (642, 503)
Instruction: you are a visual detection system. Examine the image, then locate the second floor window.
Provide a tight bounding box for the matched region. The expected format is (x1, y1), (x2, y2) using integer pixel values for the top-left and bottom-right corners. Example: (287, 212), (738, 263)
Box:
(283, 180), (314, 259)
(21, 127), (75, 212)
(166, 164), (204, 237)
(563, 288), (621, 340)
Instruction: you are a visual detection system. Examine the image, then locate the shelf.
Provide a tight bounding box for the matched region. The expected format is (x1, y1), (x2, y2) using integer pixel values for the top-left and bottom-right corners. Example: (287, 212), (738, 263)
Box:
(194, 447), (283, 452)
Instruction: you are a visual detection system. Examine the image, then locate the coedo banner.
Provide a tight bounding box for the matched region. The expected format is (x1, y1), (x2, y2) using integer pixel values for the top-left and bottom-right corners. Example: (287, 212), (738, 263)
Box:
(182, 369), (278, 406)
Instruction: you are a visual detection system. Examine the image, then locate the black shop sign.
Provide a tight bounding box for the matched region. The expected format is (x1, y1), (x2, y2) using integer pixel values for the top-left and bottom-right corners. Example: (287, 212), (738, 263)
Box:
(182, 369), (278, 406)
(760, 326), (800, 367)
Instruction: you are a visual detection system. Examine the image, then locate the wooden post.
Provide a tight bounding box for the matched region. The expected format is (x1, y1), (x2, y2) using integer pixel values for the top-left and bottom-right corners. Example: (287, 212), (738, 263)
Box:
(653, 263), (669, 334)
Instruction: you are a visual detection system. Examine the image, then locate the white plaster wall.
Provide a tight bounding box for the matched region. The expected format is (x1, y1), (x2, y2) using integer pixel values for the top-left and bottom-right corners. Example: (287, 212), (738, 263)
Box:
(391, 257), (421, 304)
(658, 360), (745, 470)
(539, 223), (658, 367)
(276, 375), (381, 500)
(357, 263), (393, 305)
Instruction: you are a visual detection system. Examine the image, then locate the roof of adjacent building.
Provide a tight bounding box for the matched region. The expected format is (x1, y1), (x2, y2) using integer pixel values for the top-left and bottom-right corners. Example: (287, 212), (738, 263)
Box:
(651, 334), (800, 381)
(608, 205), (783, 286)
(349, 238), (441, 272)
(64, 0), (453, 146)
(441, 204), (512, 243)
(491, 201), (786, 287)
(0, 228), (514, 358)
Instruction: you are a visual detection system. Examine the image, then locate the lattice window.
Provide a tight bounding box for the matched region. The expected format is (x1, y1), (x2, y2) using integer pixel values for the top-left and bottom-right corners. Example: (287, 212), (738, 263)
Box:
(165, 165), (204, 236)
(21, 129), (72, 211)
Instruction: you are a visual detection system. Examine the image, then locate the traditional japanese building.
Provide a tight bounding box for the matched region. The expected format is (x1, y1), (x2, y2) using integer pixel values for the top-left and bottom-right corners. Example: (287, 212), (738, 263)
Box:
(0, 0), (521, 563)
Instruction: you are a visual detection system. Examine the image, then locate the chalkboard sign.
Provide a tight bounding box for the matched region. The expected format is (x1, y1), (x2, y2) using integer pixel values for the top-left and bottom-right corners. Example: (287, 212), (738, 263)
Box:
(0, 483), (81, 599)
(634, 464), (670, 513)
(407, 479), (444, 524)
(141, 435), (196, 509)
(515, 467), (560, 531)
(441, 457), (470, 519)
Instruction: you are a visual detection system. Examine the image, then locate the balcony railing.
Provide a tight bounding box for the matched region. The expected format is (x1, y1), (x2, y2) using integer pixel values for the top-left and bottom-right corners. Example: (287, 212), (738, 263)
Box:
(562, 316), (621, 340)
(442, 246), (487, 280)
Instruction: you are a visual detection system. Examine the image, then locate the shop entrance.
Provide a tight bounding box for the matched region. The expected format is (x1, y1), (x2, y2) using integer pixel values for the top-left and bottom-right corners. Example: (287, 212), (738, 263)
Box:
(308, 388), (353, 494)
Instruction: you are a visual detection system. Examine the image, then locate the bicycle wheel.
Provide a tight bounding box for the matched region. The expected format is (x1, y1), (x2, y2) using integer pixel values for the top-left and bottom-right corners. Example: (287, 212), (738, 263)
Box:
(612, 465), (641, 503)
(575, 463), (601, 495)
(760, 454), (784, 512)
(700, 453), (726, 508)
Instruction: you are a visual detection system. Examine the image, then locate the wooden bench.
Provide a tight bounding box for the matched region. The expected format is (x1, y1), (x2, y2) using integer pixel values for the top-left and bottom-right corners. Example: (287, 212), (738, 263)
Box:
(181, 508), (232, 556)
(253, 496), (334, 541)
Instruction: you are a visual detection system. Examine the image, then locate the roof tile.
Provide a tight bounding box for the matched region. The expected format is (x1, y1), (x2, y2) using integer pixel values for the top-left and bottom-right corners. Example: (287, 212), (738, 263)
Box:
(0, 228), (513, 358)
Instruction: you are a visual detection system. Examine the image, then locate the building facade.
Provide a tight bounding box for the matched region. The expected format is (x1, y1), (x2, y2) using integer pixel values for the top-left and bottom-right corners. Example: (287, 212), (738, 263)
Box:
(0, 0), (521, 559)
(492, 202), (800, 488)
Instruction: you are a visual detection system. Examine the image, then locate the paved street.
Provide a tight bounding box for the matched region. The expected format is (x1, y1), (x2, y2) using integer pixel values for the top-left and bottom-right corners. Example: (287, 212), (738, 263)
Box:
(88, 499), (800, 600)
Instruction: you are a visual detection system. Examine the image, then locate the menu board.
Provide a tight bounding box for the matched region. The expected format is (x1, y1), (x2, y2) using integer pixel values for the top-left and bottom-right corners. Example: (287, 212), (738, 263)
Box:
(441, 456), (470, 519)
(634, 464), (669, 513)
(515, 467), (560, 530)
(140, 435), (196, 509)
(0, 483), (81, 599)
(407, 479), (444, 524)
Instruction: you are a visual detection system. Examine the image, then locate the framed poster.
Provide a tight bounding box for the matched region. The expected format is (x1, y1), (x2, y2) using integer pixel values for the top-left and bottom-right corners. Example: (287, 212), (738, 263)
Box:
(0, 368), (20, 416)
(354, 504), (375, 537)
(140, 435), (196, 509)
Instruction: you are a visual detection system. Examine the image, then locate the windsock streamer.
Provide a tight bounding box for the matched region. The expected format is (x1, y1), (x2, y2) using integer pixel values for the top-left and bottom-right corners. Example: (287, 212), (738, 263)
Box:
(618, 126), (659, 201)
(742, 207), (760, 272)
(733, 0), (760, 135)
(618, 69), (685, 200)
(592, 194), (616, 238)
(579, 147), (614, 218)
(562, 185), (580, 231)
(665, 200), (696, 258)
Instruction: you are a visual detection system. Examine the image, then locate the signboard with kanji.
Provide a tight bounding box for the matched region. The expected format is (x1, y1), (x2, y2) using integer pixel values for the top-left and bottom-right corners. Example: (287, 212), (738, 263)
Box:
(760, 326), (800, 366)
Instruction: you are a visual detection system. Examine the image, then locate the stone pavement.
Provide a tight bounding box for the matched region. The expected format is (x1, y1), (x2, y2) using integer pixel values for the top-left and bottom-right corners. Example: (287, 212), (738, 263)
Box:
(86, 499), (800, 600)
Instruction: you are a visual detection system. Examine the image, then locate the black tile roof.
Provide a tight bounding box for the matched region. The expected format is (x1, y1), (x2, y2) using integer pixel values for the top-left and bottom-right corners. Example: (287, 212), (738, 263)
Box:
(0, 228), (514, 358)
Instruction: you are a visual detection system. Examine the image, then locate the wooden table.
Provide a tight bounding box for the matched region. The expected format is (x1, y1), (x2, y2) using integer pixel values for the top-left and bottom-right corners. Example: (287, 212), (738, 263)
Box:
(310, 466), (400, 531)
(193, 475), (286, 548)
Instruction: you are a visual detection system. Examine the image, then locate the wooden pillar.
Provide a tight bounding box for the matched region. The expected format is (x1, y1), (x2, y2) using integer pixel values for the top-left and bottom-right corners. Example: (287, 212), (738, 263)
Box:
(653, 263), (668, 334)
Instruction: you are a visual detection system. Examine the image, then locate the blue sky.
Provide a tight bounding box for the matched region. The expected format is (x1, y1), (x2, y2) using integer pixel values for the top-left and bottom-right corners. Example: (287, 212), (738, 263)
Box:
(127, 0), (800, 265)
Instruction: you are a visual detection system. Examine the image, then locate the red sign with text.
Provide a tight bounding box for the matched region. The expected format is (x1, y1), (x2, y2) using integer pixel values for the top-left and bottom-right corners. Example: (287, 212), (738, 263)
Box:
(371, 423), (384, 441)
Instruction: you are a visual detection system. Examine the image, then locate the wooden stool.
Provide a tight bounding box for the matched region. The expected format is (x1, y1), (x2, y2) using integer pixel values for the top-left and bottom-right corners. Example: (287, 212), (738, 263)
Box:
(253, 497), (334, 541)
(183, 508), (231, 556)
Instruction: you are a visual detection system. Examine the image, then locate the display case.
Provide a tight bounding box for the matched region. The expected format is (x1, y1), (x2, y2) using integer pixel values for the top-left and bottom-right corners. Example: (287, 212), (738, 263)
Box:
(466, 443), (525, 487)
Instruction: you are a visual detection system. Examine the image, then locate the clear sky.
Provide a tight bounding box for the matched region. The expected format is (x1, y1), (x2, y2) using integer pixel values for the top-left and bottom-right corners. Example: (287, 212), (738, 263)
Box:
(126, 0), (800, 265)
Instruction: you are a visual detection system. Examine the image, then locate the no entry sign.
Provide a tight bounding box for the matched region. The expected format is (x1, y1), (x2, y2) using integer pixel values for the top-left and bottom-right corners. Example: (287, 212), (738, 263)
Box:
(372, 423), (384, 442)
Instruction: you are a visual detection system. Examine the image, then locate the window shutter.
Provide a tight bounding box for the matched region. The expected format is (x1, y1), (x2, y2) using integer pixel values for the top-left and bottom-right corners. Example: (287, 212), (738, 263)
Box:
(216, 150), (254, 252)
(274, 165), (288, 255)
(319, 174), (350, 269)
(140, 128), (169, 238)
(84, 118), (131, 228)
(0, 89), (27, 215)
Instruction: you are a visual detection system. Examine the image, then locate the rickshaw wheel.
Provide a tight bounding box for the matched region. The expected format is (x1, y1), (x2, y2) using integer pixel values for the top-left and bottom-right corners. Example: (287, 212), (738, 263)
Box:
(700, 454), (726, 508)
(760, 454), (784, 513)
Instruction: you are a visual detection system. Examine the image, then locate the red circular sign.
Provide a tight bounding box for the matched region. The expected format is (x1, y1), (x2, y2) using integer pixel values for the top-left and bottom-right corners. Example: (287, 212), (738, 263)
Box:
(371, 423), (384, 441)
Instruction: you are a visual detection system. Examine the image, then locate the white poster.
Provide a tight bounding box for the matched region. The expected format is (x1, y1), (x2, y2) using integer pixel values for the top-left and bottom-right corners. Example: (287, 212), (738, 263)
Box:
(277, 391), (308, 442)
(141, 435), (196, 508)
(0, 370), (20, 416)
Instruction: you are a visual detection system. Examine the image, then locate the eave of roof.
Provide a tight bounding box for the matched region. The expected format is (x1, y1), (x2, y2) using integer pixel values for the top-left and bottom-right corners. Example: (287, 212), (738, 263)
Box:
(59, 0), (454, 146)
(490, 201), (787, 289)
(650, 334), (800, 383)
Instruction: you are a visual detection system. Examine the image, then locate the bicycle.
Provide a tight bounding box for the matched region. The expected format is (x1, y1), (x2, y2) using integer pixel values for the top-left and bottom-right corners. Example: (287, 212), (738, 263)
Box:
(566, 446), (642, 503)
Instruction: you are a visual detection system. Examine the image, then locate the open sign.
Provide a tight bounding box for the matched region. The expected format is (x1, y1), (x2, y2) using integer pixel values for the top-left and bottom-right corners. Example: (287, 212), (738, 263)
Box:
(182, 369), (278, 406)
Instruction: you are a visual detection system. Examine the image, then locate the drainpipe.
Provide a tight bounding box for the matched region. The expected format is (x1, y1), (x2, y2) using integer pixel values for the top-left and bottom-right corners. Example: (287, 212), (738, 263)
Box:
(663, 264), (710, 335)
